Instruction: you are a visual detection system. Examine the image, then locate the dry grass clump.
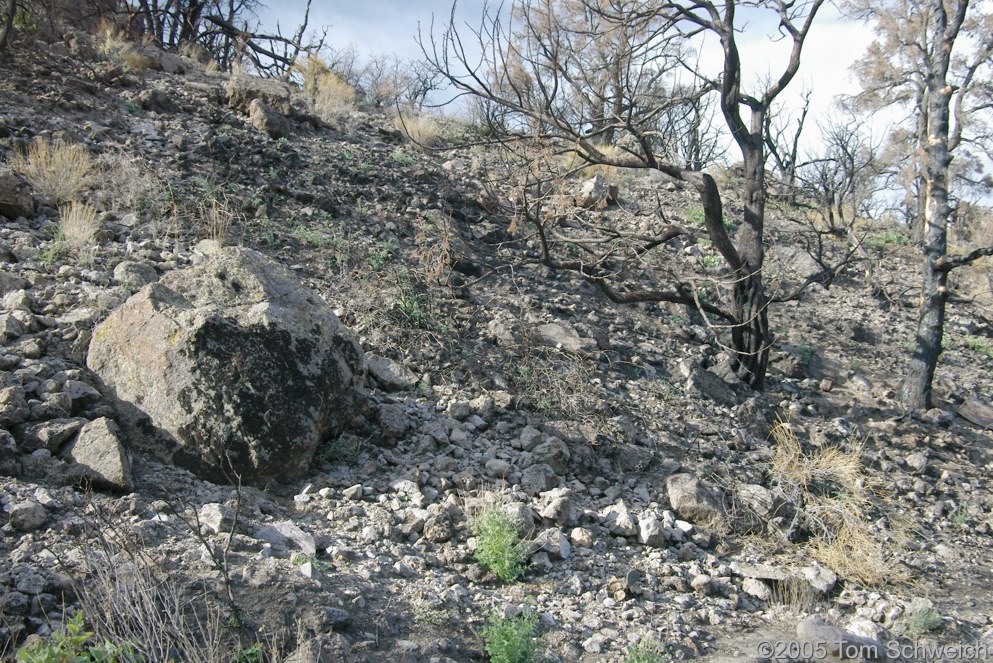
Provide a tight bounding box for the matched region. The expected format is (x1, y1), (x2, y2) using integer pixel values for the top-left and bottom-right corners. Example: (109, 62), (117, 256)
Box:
(313, 71), (356, 118)
(769, 420), (908, 586)
(9, 138), (95, 205)
(411, 212), (454, 282)
(58, 201), (100, 253)
(97, 23), (152, 70)
(561, 143), (627, 179)
(198, 197), (241, 245)
(395, 112), (441, 151)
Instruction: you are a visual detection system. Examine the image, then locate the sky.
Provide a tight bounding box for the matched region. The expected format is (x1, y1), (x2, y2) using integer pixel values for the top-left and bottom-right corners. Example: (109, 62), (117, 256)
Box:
(259, 1), (885, 154)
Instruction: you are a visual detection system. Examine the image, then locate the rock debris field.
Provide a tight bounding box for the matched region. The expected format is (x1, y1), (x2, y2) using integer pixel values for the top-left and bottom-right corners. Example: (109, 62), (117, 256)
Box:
(1, 31), (993, 663)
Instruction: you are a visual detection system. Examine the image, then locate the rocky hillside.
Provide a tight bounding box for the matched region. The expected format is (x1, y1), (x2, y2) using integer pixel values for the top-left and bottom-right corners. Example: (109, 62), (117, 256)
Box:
(1, 31), (993, 663)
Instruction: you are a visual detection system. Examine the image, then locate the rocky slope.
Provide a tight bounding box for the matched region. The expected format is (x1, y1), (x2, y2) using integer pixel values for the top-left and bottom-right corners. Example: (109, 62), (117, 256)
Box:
(1, 31), (992, 663)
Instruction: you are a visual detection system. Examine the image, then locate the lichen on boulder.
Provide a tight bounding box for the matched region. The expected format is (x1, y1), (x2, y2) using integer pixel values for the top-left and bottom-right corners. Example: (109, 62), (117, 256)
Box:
(87, 246), (366, 485)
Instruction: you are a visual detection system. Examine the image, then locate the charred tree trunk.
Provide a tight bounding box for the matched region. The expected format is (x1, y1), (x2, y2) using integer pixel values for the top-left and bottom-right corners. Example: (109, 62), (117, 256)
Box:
(0, 0), (16, 53)
(731, 135), (771, 388)
(900, 0), (959, 412)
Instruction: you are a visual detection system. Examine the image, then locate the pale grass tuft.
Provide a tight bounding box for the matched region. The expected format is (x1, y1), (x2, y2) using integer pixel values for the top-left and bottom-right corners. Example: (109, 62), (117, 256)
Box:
(561, 143), (626, 179)
(9, 138), (95, 205)
(767, 575), (816, 627)
(199, 197), (240, 245)
(395, 112), (440, 151)
(411, 212), (453, 282)
(313, 72), (356, 118)
(769, 420), (908, 587)
(292, 53), (331, 97)
(97, 23), (152, 70)
(59, 201), (100, 253)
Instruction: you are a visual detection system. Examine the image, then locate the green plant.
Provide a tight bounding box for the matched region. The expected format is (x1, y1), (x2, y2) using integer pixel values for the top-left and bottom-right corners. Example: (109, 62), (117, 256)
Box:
(40, 228), (68, 264)
(685, 207), (734, 230)
(315, 434), (364, 464)
(16, 612), (131, 662)
(392, 150), (415, 166)
(904, 599), (942, 637)
(471, 508), (528, 583)
(481, 610), (538, 663)
(236, 644), (265, 663)
(962, 335), (993, 358)
(700, 254), (721, 270)
(625, 642), (669, 663)
(866, 228), (910, 250)
(9, 138), (95, 205)
(366, 241), (396, 271)
(290, 224), (333, 248)
(797, 342), (813, 367)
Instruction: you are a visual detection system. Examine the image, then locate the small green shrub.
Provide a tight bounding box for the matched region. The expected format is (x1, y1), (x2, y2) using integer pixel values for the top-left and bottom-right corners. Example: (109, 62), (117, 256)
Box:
(482, 610), (538, 663)
(16, 612), (132, 662)
(962, 335), (993, 358)
(866, 228), (910, 250)
(471, 508), (527, 582)
(904, 599), (942, 637)
(625, 642), (669, 663)
(685, 207), (734, 230)
(392, 150), (415, 166)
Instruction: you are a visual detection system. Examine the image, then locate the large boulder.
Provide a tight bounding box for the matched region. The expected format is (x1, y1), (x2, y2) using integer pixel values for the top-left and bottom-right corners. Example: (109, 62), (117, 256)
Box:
(86, 246), (365, 485)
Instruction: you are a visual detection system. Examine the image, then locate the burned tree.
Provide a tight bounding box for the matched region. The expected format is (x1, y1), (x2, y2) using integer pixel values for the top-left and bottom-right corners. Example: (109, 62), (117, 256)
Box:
(423, 0), (826, 388)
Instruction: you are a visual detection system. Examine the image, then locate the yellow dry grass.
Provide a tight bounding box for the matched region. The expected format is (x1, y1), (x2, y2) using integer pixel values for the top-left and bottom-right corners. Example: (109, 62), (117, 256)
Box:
(769, 420), (909, 587)
(313, 72), (356, 117)
(59, 200), (100, 253)
(9, 138), (95, 205)
(395, 113), (440, 151)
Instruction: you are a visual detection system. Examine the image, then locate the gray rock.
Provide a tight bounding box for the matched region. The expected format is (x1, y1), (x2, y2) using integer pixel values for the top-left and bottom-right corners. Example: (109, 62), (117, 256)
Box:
(575, 174), (618, 209)
(0, 386), (28, 427)
(741, 577), (771, 601)
(638, 511), (667, 547)
(0, 172), (34, 219)
(283, 634), (352, 663)
(520, 463), (558, 495)
(602, 500), (639, 536)
(112, 261), (159, 292)
(801, 561), (838, 594)
(225, 74), (292, 114)
(8, 500), (47, 531)
(64, 417), (133, 492)
(535, 322), (598, 354)
(366, 354), (418, 391)
(87, 247), (365, 485)
(254, 521), (317, 556)
(20, 418), (83, 453)
(666, 473), (726, 528)
(796, 616), (885, 661)
(377, 403), (409, 443)
(904, 452), (929, 473)
(532, 437), (570, 474)
(248, 98), (292, 139)
(0, 312), (26, 341)
(529, 528), (571, 560)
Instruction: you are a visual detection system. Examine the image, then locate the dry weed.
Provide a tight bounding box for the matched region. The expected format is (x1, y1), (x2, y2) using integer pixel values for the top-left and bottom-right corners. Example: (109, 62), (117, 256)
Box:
(395, 112), (440, 151)
(58, 201), (100, 254)
(769, 421), (908, 586)
(9, 138), (94, 205)
(199, 198), (240, 245)
(314, 72), (356, 117)
(292, 53), (331, 97)
(561, 143), (625, 179)
(767, 575), (816, 624)
(411, 212), (453, 282)
(97, 23), (151, 70)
